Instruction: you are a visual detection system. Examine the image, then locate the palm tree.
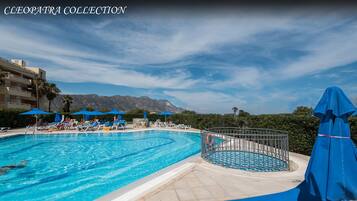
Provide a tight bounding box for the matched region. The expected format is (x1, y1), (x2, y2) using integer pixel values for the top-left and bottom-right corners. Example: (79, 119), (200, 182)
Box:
(43, 82), (61, 112)
(0, 69), (8, 86)
(62, 95), (73, 113)
(232, 107), (238, 116)
(29, 77), (46, 108)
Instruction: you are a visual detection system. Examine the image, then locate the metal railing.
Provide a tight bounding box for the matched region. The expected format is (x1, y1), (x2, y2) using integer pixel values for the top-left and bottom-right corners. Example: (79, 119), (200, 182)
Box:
(201, 127), (289, 171)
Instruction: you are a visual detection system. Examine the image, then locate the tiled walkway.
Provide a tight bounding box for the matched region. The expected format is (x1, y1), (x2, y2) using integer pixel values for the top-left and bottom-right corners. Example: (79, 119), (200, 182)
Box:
(139, 154), (308, 201)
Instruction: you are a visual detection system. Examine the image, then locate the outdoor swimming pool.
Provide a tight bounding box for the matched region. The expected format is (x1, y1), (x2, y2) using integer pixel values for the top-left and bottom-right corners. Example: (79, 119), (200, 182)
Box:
(0, 130), (201, 201)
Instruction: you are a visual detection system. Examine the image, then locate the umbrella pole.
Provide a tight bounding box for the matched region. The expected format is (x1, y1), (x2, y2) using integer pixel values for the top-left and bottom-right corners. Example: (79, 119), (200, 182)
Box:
(35, 115), (38, 133)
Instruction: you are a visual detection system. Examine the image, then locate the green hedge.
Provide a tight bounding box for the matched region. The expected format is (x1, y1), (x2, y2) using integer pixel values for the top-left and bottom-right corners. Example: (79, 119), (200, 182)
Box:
(171, 114), (357, 155)
(1, 110), (356, 156)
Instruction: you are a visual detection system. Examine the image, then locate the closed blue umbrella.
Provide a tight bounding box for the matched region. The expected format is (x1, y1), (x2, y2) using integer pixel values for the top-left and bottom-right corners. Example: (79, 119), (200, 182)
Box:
(20, 108), (51, 131)
(304, 86), (357, 200)
(143, 111), (147, 119)
(54, 113), (62, 123)
(237, 87), (357, 201)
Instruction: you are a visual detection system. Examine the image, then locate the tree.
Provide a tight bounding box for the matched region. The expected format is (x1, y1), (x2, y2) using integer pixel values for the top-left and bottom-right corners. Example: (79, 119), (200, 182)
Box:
(29, 77), (46, 108)
(0, 70), (7, 86)
(232, 107), (238, 116)
(43, 82), (61, 112)
(127, 108), (146, 114)
(293, 106), (313, 116)
(181, 110), (196, 115)
(238, 110), (250, 117)
(62, 95), (73, 113)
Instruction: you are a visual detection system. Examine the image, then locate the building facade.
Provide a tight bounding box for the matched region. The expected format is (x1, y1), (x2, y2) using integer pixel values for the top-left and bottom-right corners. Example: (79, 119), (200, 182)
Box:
(0, 58), (48, 110)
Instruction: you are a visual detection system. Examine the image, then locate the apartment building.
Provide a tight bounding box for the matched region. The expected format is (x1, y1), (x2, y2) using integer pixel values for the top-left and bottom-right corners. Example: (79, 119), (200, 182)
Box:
(0, 58), (48, 110)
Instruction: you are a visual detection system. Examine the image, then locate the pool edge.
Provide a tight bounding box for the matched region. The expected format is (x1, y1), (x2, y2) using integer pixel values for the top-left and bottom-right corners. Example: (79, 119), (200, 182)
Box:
(96, 154), (200, 201)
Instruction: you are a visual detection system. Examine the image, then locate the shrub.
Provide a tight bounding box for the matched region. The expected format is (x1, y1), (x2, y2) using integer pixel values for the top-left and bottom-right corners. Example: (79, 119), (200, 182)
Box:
(1, 110), (356, 156)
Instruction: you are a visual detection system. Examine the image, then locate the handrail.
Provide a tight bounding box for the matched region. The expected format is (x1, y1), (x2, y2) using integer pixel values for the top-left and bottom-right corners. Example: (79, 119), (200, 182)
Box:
(201, 127), (289, 172)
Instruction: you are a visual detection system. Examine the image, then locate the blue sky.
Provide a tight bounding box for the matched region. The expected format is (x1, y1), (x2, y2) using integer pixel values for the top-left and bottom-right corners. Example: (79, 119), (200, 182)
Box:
(0, 8), (356, 114)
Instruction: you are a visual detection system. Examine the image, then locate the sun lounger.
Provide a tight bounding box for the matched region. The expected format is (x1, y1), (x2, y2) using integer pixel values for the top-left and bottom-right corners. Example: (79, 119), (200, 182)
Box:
(112, 120), (126, 130)
(0, 127), (10, 132)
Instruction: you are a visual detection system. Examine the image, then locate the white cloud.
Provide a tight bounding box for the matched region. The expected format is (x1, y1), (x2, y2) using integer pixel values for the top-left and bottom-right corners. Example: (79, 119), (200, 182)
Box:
(0, 10), (357, 113)
(0, 22), (197, 89)
(164, 90), (246, 113)
(279, 23), (357, 78)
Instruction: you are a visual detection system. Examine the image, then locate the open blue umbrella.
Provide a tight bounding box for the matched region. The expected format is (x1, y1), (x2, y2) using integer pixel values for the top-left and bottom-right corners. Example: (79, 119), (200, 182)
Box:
(20, 108), (51, 131)
(88, 110), (104, 116)
(106, 109), (125, 120)
(236, 86), (357, 201)
(20, 108), (51, 115)
(72, 109), (90, 115)
(159, 111), (173, 122)
(72, 109), (91, 121)
(106, 109), (125, 115)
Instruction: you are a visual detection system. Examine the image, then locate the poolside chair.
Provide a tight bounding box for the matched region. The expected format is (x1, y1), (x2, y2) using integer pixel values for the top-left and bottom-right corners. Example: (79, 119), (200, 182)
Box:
(85, 121), (100, 131)
(76, 121), (92, 131)
(0, 127), (10, 133)
(112, 120), (127, 130)
(111, 120), (120, 130)
(98, 121), (112, 130)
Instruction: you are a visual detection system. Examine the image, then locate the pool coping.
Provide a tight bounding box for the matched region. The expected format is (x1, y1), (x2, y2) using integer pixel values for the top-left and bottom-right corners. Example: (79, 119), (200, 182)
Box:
(0, 128), (201, 139)
(96, 154), (200, 201)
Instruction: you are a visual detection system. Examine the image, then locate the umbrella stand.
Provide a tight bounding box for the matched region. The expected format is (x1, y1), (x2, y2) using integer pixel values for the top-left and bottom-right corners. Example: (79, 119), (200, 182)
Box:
(35, 115), (38, 132)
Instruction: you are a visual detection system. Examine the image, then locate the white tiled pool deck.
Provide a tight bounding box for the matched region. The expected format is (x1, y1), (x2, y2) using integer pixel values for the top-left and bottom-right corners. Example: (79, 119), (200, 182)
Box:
(138, 153), (308, 201)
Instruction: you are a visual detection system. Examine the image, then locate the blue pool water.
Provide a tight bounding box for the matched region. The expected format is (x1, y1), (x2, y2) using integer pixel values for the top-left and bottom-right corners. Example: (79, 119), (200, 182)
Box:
(0, 130), (201, 201)
(207, 151), (288, 172)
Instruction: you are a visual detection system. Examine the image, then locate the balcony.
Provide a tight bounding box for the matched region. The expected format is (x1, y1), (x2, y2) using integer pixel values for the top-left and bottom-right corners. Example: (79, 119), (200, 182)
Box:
(6, 87), (35, 100)
(5, 74), (32, 85)
(6, 102), (32, 110)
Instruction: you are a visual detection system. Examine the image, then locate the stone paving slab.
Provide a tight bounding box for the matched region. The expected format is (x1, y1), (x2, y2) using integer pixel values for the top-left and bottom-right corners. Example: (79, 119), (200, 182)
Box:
(140, 155), (308, 201)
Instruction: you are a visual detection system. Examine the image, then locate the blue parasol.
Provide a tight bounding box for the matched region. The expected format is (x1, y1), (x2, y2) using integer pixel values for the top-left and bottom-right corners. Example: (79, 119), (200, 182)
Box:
(88, 110), (104, 116)
(143, 111), (147, 119)
(72, 109), (90, 115)
(236, 86), (357, 201)
(20, 108), (51, 115)
(106, 109), (125, 120)
(20, 108), (51, 131)
(159, 111), (173, 122)
(72, 109), (91, 121)
(105, 109), (125, 115)
(54, 113), (62, 123)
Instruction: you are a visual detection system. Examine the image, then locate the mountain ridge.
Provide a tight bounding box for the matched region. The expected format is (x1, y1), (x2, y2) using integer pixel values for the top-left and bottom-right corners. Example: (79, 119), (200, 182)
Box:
(51, 94), (184, 113)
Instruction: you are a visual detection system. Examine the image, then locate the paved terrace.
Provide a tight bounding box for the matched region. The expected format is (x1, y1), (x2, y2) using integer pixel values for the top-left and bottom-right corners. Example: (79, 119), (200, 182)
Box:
(139, 153), (308, 201)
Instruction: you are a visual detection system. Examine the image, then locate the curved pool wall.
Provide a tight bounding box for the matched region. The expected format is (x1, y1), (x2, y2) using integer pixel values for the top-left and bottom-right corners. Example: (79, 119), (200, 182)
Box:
(201, 128), (289, 172)
(0, 130), (201, 201)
